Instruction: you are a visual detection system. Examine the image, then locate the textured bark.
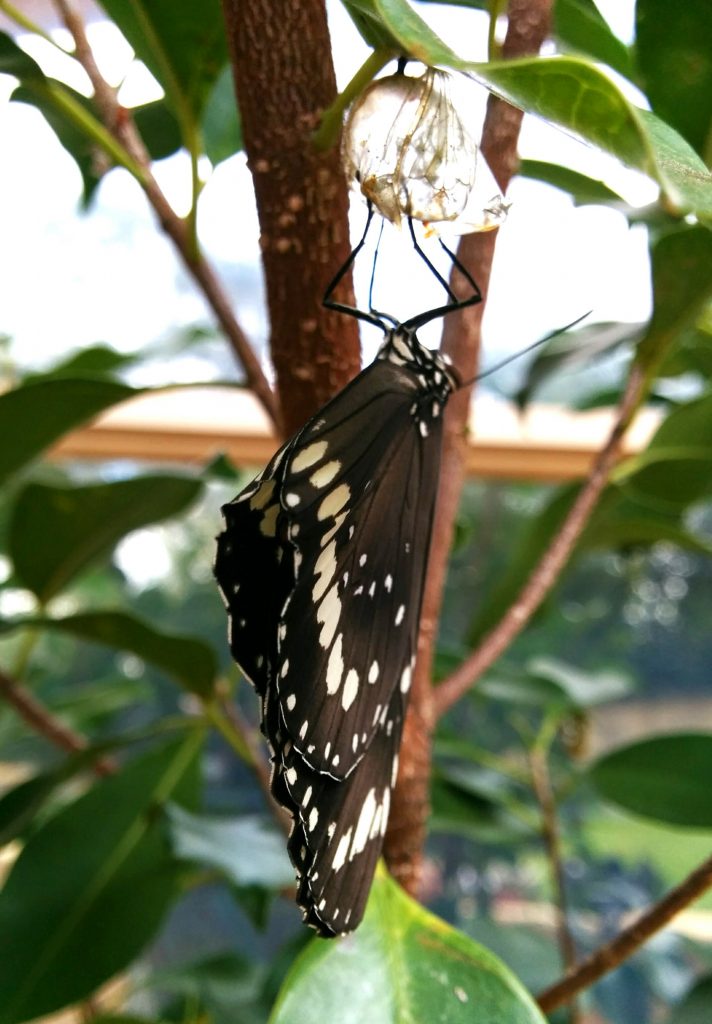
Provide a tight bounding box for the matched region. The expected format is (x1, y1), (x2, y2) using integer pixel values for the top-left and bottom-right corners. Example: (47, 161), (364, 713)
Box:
(221, 0), (361, 435)
(384, 0), (554, 895)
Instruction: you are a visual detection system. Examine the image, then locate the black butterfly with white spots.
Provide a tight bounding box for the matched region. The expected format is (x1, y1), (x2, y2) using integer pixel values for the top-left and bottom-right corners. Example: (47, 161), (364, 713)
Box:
(215, 217), (480, 936)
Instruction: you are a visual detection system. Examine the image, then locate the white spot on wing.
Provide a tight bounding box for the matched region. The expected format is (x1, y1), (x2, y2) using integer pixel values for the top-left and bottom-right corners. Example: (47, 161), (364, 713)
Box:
(385, 574), (393, 592)
(368, 661), (379, 684)
(312, 540), (337, 601)
(317, 584), (342, 649)
(395, 604), (405, 626)
(326, 633), (344, 694)
(286, 693), (296, 710)
(350, 788), (377, 859)
(309, 807), (319, 832)
(300, 720), (308, 739)
(331, 828), (352, 872)
(318, 483), (350, 521)
(400, 664), (412, 693)
(291, 440), (328, 473)
(342, 669), (359, 711)
(310, 459), (341, 488)
(303, 786), (312, 806)
(286, 767), (297, 785)
(285, 492), (301, 507)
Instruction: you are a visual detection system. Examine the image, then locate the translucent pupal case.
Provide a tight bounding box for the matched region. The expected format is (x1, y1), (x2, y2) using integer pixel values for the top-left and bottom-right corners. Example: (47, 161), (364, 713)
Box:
(343, 67), (509, 235)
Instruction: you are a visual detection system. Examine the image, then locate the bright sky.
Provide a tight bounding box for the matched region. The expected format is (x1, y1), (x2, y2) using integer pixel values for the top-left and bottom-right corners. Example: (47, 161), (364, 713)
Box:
(0, 0), (656, 384)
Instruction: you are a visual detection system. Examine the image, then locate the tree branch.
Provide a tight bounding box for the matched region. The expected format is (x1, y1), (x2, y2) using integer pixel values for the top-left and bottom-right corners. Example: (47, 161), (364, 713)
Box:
(0, 667), (115, 776)
(52, 0), (280, 430)
(537, 850), (712, 1012)
(384, 0), (554, 896)
(434, 362), (645, 717)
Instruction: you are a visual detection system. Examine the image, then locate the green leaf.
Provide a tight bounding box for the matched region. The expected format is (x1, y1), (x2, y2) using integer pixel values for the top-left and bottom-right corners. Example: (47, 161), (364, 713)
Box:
(637, 225), (712, 371)
(675, 976), (712, 1024)
(617, 393), (712, 510)
(526, 656), (632, 707)
(0, 732), (204, 1024)
(9, 475), (202, 603)
(12, 84), (105, 205)
(99, 0), (228, 124)
(636, 0), (712, 159)
(553, 0), (633, 80)
(341, 0), (460, 63)
(270, 869), (546, 1024)
(202, 65), (243, 166)
(0, 773), (58, 846)
(0, 611), (217, 698)
(0, 32), (45, 83)
(168, 806), (294, 889)
(514, 319), (641, 409)
(23, 344), (138, 382)
(518, 159), (624, 204)
(467, 57), (712, 223)
(132, 98), (182, 161)
(0, 378), (135, 486)
(590, 733), (712, 828)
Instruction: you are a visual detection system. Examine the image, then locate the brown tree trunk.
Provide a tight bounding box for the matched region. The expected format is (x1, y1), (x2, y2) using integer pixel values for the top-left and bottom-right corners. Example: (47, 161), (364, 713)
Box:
(221, 0), (361, 435)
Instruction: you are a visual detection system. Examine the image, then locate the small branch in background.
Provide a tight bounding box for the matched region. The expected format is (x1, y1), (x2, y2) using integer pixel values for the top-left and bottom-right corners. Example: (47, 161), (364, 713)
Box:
(0, 667), (115, 776)
(434, 362), (646, 718)
(529, 742), (581, 1023)
(51, 0), (280, 430)
(537, 851), (712, 1013)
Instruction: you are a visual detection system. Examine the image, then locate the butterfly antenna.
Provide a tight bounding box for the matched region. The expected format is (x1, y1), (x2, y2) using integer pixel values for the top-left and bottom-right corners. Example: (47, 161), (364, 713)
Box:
(403, 220), (482, 331)
(323, 202), (390, 332)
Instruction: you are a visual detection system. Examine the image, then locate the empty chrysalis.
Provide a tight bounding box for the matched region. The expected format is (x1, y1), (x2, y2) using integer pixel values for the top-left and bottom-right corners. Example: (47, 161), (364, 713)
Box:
(343, 65), (509, 234)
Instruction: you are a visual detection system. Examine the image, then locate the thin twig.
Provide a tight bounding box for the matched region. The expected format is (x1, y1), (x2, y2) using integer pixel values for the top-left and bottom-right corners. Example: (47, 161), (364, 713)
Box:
(51, 0), (280, 430)
(0, 667), (115, 776)
(434, 363), (646, 717)
(529, 743), (581, 1022)
(537, 850), (712, 1012)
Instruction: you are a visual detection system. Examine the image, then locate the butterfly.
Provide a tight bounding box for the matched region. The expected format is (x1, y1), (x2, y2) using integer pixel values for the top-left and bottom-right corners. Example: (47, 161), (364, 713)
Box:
(214, 212), (480, 936)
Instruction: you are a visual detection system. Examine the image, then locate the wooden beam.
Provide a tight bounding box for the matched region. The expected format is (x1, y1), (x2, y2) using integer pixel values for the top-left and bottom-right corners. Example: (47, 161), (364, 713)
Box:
(49, 386), (659, 483)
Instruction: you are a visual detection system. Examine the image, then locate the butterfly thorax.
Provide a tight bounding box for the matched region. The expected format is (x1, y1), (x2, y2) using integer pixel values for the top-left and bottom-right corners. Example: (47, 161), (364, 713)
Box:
(377, 326), (458, 435)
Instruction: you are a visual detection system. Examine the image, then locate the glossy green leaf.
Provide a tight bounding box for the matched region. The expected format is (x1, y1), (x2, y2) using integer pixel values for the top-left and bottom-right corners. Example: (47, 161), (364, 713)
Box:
(141, 953), (265, 1015)
(590, 733), (712, 828)
(0, 378), (135, 486)
(553, 0), (633, 80)
(168, 806), (294, 889)
(518, 159), (623, 205)
(342, 0), (460, 62)
(202, 65), (243, 166)
(636, 0), (712, 158)
(675, 976), (712, 1024)
(9, 475), (202, 603)
(100, 0), (228, 123)
(0, 611), (217, 697)
(0, 774), (57, 846)
(467, 58), (712, 223)
(270, 870), (546, 1024)
(0, 732), (203, 1024)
